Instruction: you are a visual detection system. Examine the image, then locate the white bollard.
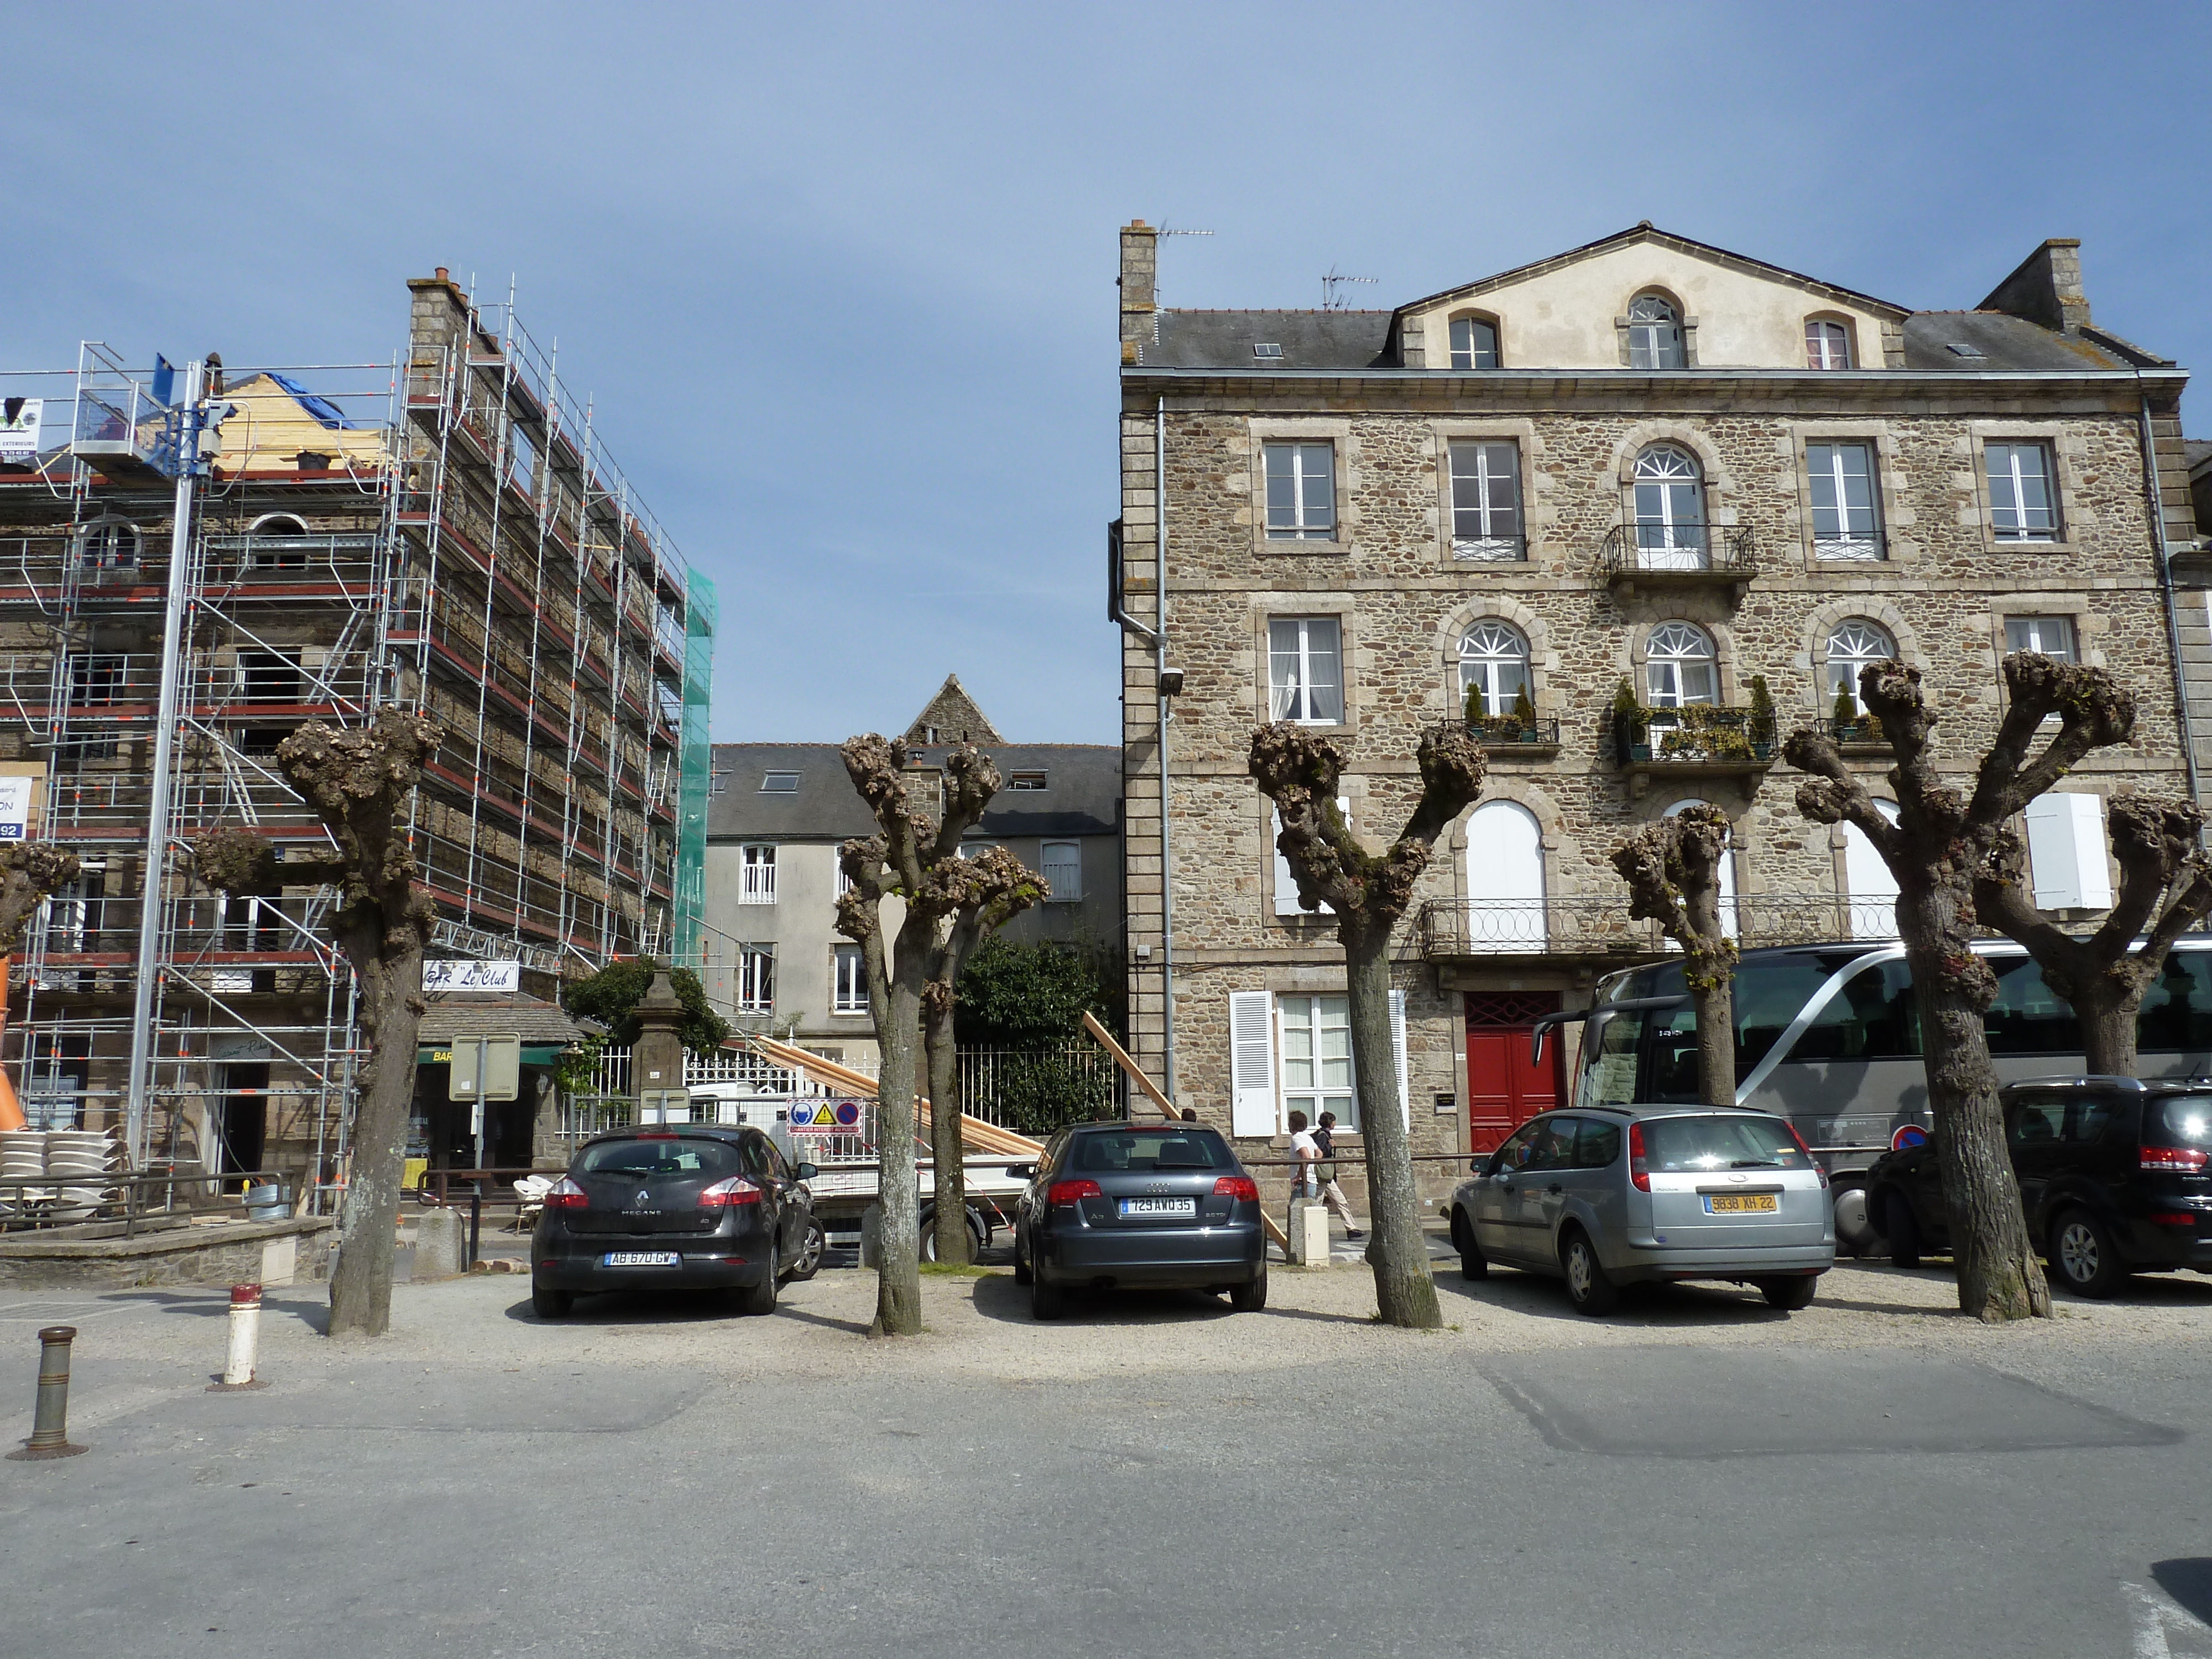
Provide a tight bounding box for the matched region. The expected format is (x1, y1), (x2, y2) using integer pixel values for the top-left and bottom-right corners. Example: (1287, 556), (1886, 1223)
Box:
(210, 1282), (264, 1391)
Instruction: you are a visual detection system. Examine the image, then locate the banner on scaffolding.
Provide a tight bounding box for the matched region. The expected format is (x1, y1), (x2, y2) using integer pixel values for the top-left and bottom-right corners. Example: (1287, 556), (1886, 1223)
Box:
(0, 773), (34, 841)
(0, 398), (41, 468)
(423, 958), (520, 993)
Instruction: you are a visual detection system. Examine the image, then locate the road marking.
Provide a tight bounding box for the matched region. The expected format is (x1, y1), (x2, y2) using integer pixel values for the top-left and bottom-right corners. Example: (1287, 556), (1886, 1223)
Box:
(0, 1299), (122, 1324)
(2128, 1580), (2212, 1658)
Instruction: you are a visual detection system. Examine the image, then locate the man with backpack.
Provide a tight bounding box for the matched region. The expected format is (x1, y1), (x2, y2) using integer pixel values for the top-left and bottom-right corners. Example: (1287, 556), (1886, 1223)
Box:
(1312, 1111), (1363, 1240)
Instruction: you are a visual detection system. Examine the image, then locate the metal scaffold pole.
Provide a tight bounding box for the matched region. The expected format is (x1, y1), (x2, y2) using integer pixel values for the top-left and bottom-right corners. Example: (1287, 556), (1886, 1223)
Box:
(123, 359), (206, 1165)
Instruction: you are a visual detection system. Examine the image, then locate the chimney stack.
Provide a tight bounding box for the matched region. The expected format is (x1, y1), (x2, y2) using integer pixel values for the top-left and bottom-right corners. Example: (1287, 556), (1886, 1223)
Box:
(1119, 219), (1157, 364)
(1980, 238), (2091, 336)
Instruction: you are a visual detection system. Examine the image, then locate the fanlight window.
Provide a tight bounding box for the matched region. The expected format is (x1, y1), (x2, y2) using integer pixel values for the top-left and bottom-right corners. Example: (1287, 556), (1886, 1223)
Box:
(1626, 294), (1686, 369)
(1645, 622), (1716, 708)
(1631, 445), (1708, 566)
(75, 519), (140, 571)
(1825, 618), (1896, 713)
(1458, 620), (1531, 719)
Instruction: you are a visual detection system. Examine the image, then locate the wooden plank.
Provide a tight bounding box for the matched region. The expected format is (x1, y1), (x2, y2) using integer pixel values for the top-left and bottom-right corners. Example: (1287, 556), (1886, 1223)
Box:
(744, 1034), (1044, 1155)
(1079, 1011), (1178, 1120)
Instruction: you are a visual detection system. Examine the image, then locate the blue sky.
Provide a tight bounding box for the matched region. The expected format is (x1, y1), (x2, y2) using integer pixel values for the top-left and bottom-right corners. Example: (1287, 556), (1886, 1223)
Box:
(9, 2), (2208, 745)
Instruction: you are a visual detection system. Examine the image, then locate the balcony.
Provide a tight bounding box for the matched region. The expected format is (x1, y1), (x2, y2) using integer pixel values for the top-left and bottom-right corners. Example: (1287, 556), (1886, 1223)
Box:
(1415, 894), (1905, 966)
(1611, 704), (1775, 795)
(1826, 714), (1893, 757)
(1465, 714), (1561, 757)
(1450, 534), (1526, 565)
(1813, 532), (1886, 563)
(1601, 525), (1756, 599)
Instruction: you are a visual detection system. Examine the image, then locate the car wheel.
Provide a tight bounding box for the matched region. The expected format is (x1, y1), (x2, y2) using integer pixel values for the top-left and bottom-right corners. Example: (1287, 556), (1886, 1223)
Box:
(2051, 1208), (2126, 1299)
(920, 1214), (987, 1264)
(531, 1284), (572, 1320)
(1830, 1177), (1877, 1258)
(1560, 1228), (1619, 1316)
(740, 1243), (780, 1316)
(785, 1217), (826, 1282)
(1228, 1265), (1268, 1312)
(1029, 1264), (1064, 1321)
(1885, 1191), (1923, 1269)
(1011, 1231), (1034, 1286)
(1451, 1207), (1489, 1280)
(1759, 1274), (1819, 1311)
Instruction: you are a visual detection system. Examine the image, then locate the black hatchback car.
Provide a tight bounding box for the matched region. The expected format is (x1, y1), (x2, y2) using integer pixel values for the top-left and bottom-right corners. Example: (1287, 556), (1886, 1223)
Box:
(1009, 1121), (1266, 1319)
(531, 1126), (823, 1319)
(1864, 1076), (2212, 1296)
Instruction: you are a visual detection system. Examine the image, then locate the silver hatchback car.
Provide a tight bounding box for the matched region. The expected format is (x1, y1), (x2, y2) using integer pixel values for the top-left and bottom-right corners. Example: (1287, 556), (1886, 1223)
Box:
(1446, 1105), (1835, 1314)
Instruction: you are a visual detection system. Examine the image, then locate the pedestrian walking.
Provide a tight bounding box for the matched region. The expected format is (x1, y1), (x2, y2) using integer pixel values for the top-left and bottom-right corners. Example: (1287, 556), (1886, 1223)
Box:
(1313, 1111), (1363, 1239)
(1286, 1110), (1320, 1234)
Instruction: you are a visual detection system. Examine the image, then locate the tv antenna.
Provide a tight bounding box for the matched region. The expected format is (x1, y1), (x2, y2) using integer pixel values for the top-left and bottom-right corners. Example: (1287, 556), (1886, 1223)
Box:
(1158, 225), (1214, 239)
(1321, 266), (1378, 310)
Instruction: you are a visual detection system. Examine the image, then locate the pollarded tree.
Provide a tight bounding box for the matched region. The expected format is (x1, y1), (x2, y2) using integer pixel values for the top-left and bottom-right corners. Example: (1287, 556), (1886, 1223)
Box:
(1975, 795), (2212, 1077)
(1783, 654), (2133, 1322)
(1611, 805), (1738, 1109)
(1248, 720), (1488, 1329)
(834, 736), (1008, 1334)
(0, 844), (82, 954)
(192, 712), (441, 1338)
(921, 843), (1042, 1264)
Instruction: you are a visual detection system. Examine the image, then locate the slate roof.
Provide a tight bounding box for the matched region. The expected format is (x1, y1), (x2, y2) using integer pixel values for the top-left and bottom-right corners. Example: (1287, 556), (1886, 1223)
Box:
(418, 993), (584, 1047)
(1900, 312), (2136, 372)
(2184, 439), (2212, 477)
(708, 742), (1121, 843)
(1147, 310), (1397, 371)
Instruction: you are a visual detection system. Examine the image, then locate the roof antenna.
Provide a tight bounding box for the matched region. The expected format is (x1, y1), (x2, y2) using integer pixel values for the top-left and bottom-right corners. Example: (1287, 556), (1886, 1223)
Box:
(1321, 266), (1378, 311)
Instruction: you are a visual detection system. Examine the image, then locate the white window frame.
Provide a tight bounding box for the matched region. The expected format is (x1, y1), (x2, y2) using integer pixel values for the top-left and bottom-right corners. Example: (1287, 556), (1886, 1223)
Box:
(1645, 621), (1717, 709)
(1008, 771), (1048, 791)
(737, 945), (775, 1013)
(1448, 441), (1523, 560)
(1448, 315), (1500, 370)
(1264, 440), (1336, 540)
(1804, 318), (1853, 369)
(1040, 841), (1082, 902)
(1267, 617), (1344, 726)
(1631, 445), (1707, 566)
(738, 844), (777, 904)
(1986, 441), (2059, 542)
(1626, 294), (1686, 369)
(2004, 614), (2077, 662)
(1277, 993), (1357, 1131)
(760, 771), (800, 794)
(1825, 618), (1897, 712)
(832, 944), (868, 1015)
(1808, 441), (1882, 560)
(1458, 620), (1531, 718)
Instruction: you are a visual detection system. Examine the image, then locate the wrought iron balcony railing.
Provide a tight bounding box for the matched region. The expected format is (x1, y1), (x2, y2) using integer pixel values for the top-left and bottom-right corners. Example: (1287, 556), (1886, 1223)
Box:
(1449, 534), (1527, 564)
(1611, 705), (1777, 769)
(1465, 714), (1562, 752)
(1813, 531), (1886, 562)
(1600, 524), (1756, 578)
(1415, 894), (1909, 962)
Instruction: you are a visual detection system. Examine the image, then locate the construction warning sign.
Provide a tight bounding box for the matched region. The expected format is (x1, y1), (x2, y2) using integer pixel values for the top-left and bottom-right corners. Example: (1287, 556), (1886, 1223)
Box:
(788, 1099), (865, 1135)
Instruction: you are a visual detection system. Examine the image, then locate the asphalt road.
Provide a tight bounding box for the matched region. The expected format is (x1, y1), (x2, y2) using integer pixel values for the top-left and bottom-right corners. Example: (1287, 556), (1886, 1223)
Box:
(1, 1265), (2208, 1659)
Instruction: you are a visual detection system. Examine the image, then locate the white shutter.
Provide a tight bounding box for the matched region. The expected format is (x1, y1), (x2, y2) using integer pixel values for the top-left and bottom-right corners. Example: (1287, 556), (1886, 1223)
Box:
(2025, 794), (2111, 910)
(1271, 800), (1348, 917)
(1229, 991), (1277, 1138)
(1390, 988), (1409, 1131)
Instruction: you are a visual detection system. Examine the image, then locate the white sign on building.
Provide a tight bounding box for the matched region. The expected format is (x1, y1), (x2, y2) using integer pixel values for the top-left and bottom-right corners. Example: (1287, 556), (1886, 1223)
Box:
(422, 958), (521, 993)
(0, 398), (42, 468)
(0, 775), (34, 841)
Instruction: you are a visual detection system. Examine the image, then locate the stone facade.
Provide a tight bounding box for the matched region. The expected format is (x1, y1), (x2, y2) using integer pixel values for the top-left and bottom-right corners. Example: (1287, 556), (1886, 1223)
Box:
(1116, 222), (2199, 1190)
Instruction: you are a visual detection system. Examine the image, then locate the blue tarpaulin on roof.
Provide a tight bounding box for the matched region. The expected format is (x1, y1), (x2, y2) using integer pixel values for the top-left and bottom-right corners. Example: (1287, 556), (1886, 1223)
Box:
(267, 372), (356, 430)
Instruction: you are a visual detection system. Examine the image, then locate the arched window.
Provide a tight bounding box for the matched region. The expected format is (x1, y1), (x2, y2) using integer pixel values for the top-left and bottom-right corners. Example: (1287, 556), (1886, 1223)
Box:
(247, 512), (311, 570)
(1465, 800), (1545, 952)
(1627, 293), (1686, 369)
(1645, 621), (1716, 708)
(1632, 445), (1708, 566)
(1664, 798), (1738, 941)
(1448, 315), (1500, 369)
(1458, 620), (1531, 718)
(74, 518), (140, 571)
(1805, 317), (1853, 369)
(1825, 618), (1896, 714)
(1843, 801), (1902, 940)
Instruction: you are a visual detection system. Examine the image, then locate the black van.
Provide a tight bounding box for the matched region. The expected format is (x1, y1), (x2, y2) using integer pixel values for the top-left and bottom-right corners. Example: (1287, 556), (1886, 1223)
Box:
(1863, 1076), (2212, 1297)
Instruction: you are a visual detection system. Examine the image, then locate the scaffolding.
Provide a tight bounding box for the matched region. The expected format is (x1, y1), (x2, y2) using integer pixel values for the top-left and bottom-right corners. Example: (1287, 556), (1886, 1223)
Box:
(0, 274), (710, 1188)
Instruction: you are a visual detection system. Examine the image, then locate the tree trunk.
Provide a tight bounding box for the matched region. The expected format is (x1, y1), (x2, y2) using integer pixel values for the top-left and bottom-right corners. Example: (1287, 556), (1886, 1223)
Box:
(1691, 974), (1735, 1109)
(1345, 930), (1438, 1329)
(327, 916), (424, 1338)
(2074, 987), (2139, 1081)
(1900, 891), (2051, 1322)
(925, 999), (969, 1265)
(872, 968), (926, 1337)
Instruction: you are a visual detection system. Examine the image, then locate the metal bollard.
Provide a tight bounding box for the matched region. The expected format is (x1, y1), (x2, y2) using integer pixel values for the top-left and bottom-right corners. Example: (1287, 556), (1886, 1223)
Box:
(8, 1326), (87, 1460)
(207, 1284), (267, 1392)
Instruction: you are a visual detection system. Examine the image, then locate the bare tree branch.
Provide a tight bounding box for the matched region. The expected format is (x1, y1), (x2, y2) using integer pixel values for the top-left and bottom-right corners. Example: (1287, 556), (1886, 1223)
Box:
(0, 844), (82, 958)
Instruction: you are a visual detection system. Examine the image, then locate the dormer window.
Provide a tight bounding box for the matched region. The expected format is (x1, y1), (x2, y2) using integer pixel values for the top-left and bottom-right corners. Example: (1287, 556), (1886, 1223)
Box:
(1626, 294), (1686, 369)
(1448, 316), (1499, 370)
(1804, 318), (1854, 369)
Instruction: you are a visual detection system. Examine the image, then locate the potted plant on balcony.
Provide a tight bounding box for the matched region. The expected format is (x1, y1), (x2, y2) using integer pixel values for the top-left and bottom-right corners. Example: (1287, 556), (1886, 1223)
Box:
(1830, 684), (1885, 747)
(1748, 676), (1777, 759)
(1509, 685), (1538, 744)
(1611, 677), (1648, 763)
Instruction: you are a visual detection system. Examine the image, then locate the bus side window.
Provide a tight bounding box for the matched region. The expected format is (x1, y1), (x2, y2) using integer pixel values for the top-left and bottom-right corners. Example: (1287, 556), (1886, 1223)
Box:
(1984, 955), (2081, 1056)
(2138, 951), (2212, 1053)
(1774, 961), (1919, 1063)
(1647, 1005), (1701, 1103)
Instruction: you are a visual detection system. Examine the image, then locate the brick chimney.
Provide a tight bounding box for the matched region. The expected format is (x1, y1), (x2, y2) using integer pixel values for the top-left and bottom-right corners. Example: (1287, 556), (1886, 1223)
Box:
(1119, 219), (1157, 364)
(1980, 238), (2091, 336)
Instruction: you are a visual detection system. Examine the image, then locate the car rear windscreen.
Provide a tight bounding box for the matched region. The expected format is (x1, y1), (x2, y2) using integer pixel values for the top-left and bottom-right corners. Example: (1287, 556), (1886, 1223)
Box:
(2153, 1097), (2212, 1147)
(577, 1137), (743, 1177)
(1070, 1131), (1229, 1173)
(1640, 1114), (1810, 1173)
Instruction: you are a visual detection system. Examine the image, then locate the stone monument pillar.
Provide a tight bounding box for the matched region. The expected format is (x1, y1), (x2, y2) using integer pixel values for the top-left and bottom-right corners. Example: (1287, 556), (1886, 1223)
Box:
(632, 969), (687, 1120)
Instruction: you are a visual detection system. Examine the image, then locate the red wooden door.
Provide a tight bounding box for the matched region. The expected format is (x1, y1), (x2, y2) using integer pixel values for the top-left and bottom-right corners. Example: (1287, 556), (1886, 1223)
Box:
(1464, 992), (1564, 1152)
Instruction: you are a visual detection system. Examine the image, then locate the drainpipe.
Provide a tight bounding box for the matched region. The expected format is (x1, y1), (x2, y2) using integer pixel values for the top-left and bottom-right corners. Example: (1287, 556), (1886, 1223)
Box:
(2140, 390), (2204, 818)
(1155, 395), (1176, 1102)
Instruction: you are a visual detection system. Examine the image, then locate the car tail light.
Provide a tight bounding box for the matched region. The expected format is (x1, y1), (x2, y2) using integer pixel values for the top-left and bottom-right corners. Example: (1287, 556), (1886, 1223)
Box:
(1047, 1178), (1102, 1206)
(544, 1177), (588, 1209)
(2150, 1211), (2199, 1227)
(1628, 1121), (1650, 1192)
(698, 1176), (763, 1208)
(1214, 1176), (1259, 1201)
(1781, 1121), (1830, 1188)
(2141, 1145), (2210, 1172)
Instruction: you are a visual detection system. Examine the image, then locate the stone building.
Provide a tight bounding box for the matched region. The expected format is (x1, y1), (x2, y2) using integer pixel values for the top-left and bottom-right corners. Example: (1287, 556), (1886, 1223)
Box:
(1113, 220), (2198, 1177)
(702, 677), (1123, 1070)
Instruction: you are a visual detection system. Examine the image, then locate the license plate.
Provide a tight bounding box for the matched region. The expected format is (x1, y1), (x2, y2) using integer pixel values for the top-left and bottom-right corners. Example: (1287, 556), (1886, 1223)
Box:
(1702, 1194), (1778, 1214)
(1118, 1197), (1197, 1219)
(602, 1250), (682, 1266)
